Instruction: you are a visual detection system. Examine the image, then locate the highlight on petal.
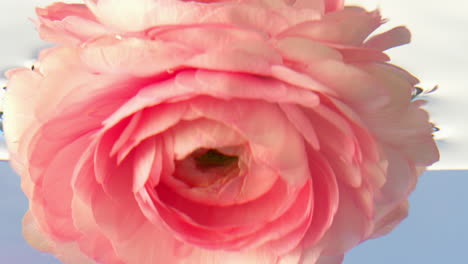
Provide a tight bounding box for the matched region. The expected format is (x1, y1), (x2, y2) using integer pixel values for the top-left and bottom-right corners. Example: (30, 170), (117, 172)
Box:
(36, 2), (110, 44)
(279, 7), (382, 45)
(84, 0), (162, 32)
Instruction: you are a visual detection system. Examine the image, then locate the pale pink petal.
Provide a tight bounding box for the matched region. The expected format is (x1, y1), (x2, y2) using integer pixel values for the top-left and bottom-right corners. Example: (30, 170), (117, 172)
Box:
(398, 132), (439, 166)
(148, 25), (280, 75)
(334, 46), (390, 63)
(72, 197), (125, 264)
(184, 70), (321, 107)
(80, 36), (197, 77)
(300, 60), (388, 109)
(3, 69), (42, 174)
(375, 146), (418, 206)
(358, 63), (413, 112)
(90, 157), (148, 243)
(316, 254), (344, 264)
(84, 0), (164, 31)
(275, 36), (343, 63)
(150, 179), (303, 250)
(182, 247), (277, 264)
(29, 132), (94, 240)
(110, 111), (143, 158)
(193, 4), (291, 35)
(36, 3), (95, 22)
(301, 149), (339, 247)
(22, 211), (53, 253)
(29, 47), (140, 124)
(105, 221), (183, 264)
(155, 179), (294, 229)
(316, 184), (373, 255)
(103, 70), (320, 132)
(302, 104), (361, 188)
(300, 246), (323, 264)
(371, 200), (409, 239)
(147, 24), (267, 50)
(84, 0), (297, 34)
(23, 211), (98, 264)
(357, 63), (439, 165)
(36, 2), (110, 44)
(184, 42), (277, 76)
(280, 104), (320, 150)
(111, 103), (189, 162)
(279, 7), (382, 45)
(290, 0), (324, 12)
(22, 133), (95, 247)
(273, 5), (322, 27)
(271, 65), (336, 96)
(233, 156), (281, 204)
(101, 80), (192, 130)
(132, 137), (158, 192)
(365, 26), (412, 51)
(171, 118), (246, 159)
(94, 123), (124, 185)
(252, 181), (313, 255)
(277, 246), (302, 264)
(52, 242), (98, 264)
(192, 182), (311, 254)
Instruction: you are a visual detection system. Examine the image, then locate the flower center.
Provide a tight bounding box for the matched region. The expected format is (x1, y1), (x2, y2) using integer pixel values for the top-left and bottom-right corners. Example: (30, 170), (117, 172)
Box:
(174, 148), (240, 187)
(194, 149), (238, 170)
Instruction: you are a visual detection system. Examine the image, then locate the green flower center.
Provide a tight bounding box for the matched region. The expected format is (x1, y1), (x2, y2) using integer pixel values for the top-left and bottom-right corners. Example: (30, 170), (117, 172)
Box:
(194, 149), (238, 170)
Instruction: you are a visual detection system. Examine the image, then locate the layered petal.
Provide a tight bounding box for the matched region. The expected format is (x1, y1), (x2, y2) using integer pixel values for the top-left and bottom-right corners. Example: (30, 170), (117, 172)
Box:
(36, 2), (111, 44)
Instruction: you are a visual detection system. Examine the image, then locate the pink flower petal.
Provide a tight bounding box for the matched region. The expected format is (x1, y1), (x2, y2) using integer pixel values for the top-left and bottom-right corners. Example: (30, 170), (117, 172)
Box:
(3, 69), (42, 174)
(280, 104), (320, 150)
(317, 183), (374, 256)
(324, 0), (344, 13)
(90, 158), (148, 243)
(275, 36), (344, 63)
(71, 196), (125, 264)
(150, 179), (303, 250)
(132, 137), (158, 192)
(36, 2), (111, 44)
(334, 46), (390, 63)
(316, 254), (344, 264)
(183, 247), (277, 264)
(279, 7), (382, 45)
(365, 26), (412, 51)
(370, 200), (409, 239)
(300, 60), (389, 109)
(80, 36), (198, 77)
(301, 149), (339, 247)
(111, 103), (189, 162)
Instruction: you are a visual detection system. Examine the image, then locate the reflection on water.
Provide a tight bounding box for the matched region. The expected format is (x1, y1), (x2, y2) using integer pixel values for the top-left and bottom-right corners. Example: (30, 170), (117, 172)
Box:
(0, 135), (8, 161)
(0, 83), (7, 160)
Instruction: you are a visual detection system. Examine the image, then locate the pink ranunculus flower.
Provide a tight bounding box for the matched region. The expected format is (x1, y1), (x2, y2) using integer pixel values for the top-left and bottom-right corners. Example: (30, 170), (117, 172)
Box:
(4, 0), (438, 263)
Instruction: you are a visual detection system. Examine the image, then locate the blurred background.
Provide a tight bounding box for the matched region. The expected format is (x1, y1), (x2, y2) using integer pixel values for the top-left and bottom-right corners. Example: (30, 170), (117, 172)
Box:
(1, 0), (467, 263)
